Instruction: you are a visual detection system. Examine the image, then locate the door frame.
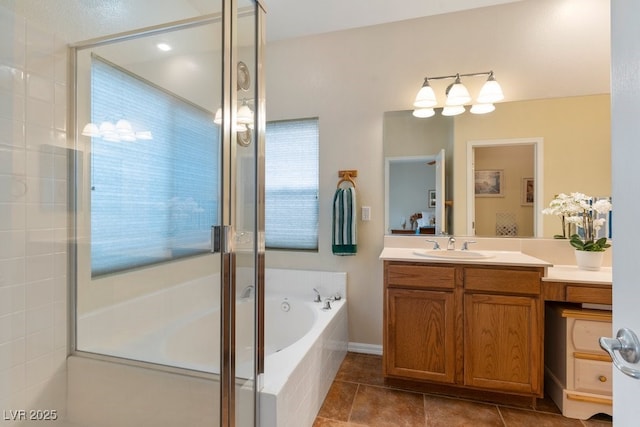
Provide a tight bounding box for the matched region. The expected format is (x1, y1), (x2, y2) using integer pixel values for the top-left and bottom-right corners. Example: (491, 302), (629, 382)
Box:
(466, 137), (544, 236)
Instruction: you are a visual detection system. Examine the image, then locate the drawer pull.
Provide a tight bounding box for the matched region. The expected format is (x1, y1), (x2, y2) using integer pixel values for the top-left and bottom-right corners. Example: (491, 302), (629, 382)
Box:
(598, 375), (607, 383)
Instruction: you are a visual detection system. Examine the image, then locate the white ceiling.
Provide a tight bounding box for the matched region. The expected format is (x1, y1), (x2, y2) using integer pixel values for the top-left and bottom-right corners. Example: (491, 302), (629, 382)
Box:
(1, 0), (524, 43)
(262, 0), (523, 41)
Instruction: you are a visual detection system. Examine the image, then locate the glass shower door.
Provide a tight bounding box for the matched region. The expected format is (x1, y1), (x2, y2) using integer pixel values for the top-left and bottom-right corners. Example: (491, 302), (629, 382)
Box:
(71, 1), (264, 425)
(72, 4), (237, 426)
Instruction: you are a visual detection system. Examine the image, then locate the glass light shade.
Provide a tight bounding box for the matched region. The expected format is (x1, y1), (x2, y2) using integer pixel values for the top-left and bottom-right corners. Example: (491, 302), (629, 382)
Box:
(213, 108), (222, 125)
(81, 123), (100, 137)
(413, 81), (437, 108)
(470, 103), (496, 114)
(99, 121), (116, 133)
(445, 77), (471, 106)
(237, 104), (253, 125)
(101, 132), (121, 142)
(476, 76), (504, 103)
(442, 105), (465, 116)
(412, 108), (435, 118)
(115, 119), (134, 137)
(116, 119), (133, 133)
(135, 131), (153, 140)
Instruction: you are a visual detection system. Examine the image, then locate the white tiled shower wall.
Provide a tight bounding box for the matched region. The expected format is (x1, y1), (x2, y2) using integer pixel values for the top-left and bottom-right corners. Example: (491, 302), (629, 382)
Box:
(0, 4), (69, 421)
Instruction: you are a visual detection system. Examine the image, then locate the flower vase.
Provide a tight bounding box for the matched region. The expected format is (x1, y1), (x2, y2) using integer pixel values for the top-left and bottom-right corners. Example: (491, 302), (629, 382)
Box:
(574, 250), (604, 271)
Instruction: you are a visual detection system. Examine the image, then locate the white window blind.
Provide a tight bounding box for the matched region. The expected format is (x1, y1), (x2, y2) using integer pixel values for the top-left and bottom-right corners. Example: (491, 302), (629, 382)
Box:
(265, 118), (319, 250)
(90, 56), (219, 276)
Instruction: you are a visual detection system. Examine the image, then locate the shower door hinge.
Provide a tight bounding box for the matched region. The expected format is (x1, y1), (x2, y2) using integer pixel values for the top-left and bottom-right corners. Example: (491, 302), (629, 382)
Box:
(211, 225), (231, 254)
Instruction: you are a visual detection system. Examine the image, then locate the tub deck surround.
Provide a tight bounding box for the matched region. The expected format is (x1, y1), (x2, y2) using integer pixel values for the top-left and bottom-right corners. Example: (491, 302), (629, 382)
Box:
(67, 268), (348, 427)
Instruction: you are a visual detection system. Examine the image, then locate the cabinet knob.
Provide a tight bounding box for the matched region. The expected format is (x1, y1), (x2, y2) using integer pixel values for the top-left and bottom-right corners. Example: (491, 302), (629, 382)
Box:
(599, 375), (607, 383)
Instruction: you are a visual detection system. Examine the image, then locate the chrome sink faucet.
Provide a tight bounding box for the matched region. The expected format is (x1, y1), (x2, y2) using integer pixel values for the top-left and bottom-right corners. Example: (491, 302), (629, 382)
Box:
(447, 236), (456, 250)
(425, 239), (440, 250)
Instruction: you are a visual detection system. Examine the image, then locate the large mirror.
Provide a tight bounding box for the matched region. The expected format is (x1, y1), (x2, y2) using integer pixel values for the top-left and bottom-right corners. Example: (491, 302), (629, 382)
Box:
(384, 94), (611, 238)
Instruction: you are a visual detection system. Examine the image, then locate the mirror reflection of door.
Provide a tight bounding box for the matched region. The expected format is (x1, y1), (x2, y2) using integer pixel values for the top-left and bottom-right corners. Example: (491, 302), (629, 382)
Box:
(471, 144), (535, 236)
(385, 151), (445, 235)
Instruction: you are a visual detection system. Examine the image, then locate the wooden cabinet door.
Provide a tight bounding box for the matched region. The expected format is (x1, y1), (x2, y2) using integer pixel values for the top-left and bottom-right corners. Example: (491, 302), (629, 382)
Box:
(464, 293), (542, 395)
(385, 288), (455, 383)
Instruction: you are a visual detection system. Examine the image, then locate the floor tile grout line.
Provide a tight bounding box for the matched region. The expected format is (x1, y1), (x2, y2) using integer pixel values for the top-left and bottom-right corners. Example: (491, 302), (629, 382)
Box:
(496, 406), (508, 427)
(346, 382), (360, 425)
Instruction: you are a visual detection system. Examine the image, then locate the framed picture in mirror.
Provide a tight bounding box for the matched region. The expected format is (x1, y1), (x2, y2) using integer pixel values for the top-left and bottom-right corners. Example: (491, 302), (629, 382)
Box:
(522, 177), (534, 206)
(475, 170), (504, 197)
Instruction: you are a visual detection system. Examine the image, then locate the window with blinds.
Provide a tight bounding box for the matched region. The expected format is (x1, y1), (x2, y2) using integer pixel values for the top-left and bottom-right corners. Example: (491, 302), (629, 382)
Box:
(90, 56), (219, 276)
(265, 118), (319, 250)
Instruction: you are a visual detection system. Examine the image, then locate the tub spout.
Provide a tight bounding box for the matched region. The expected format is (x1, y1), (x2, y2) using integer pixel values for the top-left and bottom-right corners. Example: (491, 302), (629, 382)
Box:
(240, 285), (254, 299)
(322, 299), (332, 310)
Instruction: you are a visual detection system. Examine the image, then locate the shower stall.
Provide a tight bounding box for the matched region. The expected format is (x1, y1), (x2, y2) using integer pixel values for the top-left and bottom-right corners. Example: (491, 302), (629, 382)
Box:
(2, 1), (264, 426)
(70, 2), (265, 426)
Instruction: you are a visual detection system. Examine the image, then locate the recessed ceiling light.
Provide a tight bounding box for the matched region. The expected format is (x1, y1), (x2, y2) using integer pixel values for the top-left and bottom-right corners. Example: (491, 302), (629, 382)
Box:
(156, 43), (172, 52)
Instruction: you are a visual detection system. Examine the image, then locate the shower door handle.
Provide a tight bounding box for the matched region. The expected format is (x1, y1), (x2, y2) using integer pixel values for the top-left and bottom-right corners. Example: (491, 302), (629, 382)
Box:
(211, 225), (231, 253)
(600, 328), (640, 379)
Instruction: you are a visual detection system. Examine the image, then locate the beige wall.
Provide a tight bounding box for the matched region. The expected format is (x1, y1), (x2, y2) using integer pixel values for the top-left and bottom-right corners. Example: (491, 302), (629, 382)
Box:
(265, 1), (610, 347)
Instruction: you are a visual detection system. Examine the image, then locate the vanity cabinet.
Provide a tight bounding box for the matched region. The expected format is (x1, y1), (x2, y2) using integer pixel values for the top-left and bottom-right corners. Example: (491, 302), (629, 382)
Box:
(384, 263), (456, 383)
(383, 261), (545, 399)
(544, 304), (613, 420)
(464, 268), (542, 395)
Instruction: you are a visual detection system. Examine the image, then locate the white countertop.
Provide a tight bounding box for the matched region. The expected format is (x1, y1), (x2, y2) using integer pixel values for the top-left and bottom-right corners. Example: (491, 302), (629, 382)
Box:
(379, 247), (552, 268)
(544, 265), (612, 285)
(380, 247), (612, 285)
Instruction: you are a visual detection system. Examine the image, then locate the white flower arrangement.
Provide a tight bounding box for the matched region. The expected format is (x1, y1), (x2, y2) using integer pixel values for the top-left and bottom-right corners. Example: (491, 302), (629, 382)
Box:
(542, 192), (612, 251)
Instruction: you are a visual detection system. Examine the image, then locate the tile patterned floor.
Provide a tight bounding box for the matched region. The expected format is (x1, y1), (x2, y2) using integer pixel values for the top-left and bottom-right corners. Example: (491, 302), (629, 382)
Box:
(313, 352), (613, 427)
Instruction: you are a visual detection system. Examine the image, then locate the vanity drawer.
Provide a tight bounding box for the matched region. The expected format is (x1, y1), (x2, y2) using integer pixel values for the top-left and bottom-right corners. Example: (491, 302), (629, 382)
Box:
(571, 318), (612, 354)
(386, 263), (455, 290)
(464, 268), (540, 295)
(573, 357), (613, 395)
(566, 285), (612, 305)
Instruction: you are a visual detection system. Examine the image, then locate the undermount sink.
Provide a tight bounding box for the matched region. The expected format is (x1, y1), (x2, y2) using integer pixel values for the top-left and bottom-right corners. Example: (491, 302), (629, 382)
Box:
(413, 250), (494, 260)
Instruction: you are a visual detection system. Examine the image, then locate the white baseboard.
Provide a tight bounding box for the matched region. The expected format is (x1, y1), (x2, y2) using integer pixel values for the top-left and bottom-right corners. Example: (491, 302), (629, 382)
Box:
(348, 342), (383, 355)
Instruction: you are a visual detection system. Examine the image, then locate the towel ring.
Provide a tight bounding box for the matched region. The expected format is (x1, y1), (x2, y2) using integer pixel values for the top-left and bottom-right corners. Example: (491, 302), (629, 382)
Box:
(337, 170), (357, 188)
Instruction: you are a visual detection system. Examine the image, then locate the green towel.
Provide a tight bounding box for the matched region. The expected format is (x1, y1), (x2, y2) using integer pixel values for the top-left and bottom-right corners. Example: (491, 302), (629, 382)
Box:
(332, 187), (357, 255)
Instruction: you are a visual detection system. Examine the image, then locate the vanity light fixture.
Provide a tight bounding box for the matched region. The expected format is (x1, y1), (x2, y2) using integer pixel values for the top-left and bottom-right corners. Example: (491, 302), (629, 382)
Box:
(412, 71), (504, 117)
(82, 119), (153, 142)
(213, 99), (254, 129)
(213, 98), (254, 146)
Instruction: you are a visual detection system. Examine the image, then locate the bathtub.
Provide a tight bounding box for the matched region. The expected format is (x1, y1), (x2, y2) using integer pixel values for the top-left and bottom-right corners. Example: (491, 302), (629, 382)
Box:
(68, 268), (348, 427)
